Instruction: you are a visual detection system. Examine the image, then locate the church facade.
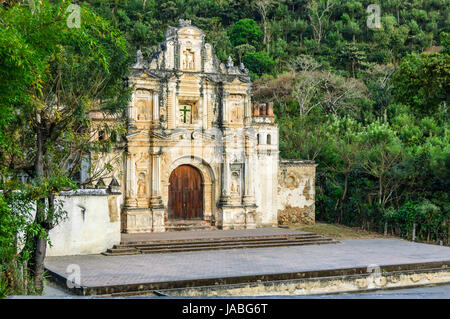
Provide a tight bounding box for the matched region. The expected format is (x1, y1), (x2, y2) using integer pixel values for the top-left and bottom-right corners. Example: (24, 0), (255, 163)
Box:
(110, 20), (316, 233)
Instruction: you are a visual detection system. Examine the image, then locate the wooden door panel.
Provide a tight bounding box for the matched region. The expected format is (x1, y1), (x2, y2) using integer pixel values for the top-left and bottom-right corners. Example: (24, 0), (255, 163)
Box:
(169, 165), (203, 220)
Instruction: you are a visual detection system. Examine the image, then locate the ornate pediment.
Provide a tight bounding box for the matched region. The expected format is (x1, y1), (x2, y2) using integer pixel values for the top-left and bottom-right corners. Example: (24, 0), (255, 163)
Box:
(143, 20), (250, 80)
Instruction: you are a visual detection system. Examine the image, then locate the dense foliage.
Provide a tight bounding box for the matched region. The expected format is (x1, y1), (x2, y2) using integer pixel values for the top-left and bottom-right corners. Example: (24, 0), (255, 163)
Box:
(1, 0), (449, 296)
(81, 0), (449, 244)
(0, 0), (131, 296)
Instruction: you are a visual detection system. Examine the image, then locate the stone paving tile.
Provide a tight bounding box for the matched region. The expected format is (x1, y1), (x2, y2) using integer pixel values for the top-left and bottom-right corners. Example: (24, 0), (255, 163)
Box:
(45, 239), (450, 288)
(121, 227), (309, 242)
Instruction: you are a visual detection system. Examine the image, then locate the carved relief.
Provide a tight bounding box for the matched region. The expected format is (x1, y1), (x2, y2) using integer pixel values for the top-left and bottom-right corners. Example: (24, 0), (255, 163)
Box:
(285, 173), (300, 190)
(228, 94), (244, 124)
(230, 171), (240, 195)
(136, 152), (149, 167)
(134, 90), (152, 121)
(182, 48), (195, 70)
(137, 172), (147, 197)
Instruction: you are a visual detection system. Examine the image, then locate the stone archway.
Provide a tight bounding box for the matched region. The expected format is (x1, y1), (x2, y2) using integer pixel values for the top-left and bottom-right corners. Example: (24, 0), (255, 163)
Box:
(168, 165), (203, 220)
(165, 156), (216, 223)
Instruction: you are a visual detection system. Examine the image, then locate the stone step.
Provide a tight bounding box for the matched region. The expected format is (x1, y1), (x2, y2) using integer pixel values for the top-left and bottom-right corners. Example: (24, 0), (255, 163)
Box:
(102, 248), (141, 256)
(136, 238), (334, 251)
(164, 220), (213, 232)
(165, 219), (210, 225)
(164, 225), (213, 232)
(120, 236), (330, 250)
(104, 234), (338, 256)
(138, 240), (339, 254)
(102, 251), (142, 256)
(118, 233), (327, 248)
(115, 234), (325, 248)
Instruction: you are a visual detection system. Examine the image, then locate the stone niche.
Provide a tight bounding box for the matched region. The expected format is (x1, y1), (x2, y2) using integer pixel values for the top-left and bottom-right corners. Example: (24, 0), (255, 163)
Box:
(227, 94), (245, 125)
(134, 89), (153, 122)
(277, 160), (317, 225)
(177, 96), (200, 126)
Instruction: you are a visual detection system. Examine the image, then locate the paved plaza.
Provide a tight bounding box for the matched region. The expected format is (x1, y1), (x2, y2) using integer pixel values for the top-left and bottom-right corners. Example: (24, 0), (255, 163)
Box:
(45, 237), (450, 290)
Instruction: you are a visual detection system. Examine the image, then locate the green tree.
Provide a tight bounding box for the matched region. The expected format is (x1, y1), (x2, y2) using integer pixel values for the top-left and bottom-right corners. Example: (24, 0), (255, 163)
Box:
(324, 116), (363, 223)
(242, 51), (274, 77)
(358, 121), (403, 209)
(229, 18), (263, 48)
(393, 42), (449, 115)
(0, 1), (131, 293)
(234, 43), (255, 64)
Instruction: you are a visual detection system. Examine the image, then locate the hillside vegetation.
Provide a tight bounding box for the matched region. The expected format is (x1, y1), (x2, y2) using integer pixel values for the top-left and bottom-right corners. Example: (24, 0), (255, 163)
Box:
(83, 0), (449, 244)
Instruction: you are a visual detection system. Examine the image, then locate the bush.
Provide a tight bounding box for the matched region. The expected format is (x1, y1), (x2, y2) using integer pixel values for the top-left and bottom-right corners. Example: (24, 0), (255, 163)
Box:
(242, 51), (275, 77)
(229, 18), (263, 48)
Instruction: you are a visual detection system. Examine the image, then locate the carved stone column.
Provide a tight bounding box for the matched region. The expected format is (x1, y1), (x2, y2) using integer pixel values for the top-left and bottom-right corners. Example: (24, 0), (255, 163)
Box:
(219, 151), (229, 205)
(149, 146), (165, 232)
(243, 135), (255, 205)
(222, 92), (229, 126)
(152, 92), (159, 124)
(150, 146), (163, 208)
(125, 151), (137, 207)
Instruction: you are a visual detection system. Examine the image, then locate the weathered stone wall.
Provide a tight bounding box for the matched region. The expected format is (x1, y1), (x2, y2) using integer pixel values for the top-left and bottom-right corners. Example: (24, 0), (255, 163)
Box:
(277, 160), (317, 225)
(46, 189), (121, 256)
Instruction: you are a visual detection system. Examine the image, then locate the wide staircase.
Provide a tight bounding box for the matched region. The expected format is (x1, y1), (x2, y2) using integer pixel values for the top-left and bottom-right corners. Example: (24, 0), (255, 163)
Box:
(164, 219), (213, 232)
(102, 230), (339, 256)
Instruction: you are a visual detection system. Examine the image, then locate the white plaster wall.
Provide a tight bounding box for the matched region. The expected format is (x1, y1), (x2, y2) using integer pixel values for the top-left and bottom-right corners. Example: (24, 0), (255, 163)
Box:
(254, 126), (279, 226)
(255, 155), (279, 226)
(46, 191), (121, 256)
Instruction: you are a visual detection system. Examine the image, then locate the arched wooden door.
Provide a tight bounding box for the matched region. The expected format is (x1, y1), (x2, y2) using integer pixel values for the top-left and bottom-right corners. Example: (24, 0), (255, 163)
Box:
(168, 165), (203, 220)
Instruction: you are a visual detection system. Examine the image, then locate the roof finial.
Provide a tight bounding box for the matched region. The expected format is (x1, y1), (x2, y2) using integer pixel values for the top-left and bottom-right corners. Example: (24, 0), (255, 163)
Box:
(179, 19), (191, 27)
(226, 56), (234, 68)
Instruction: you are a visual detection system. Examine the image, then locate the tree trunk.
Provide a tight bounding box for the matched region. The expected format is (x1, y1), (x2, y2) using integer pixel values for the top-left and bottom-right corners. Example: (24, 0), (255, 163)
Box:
(263, 18), (269, 53)
(31, 124), (47, 294)
(339, 173), (349, 224)
(32, 226), (48, 293)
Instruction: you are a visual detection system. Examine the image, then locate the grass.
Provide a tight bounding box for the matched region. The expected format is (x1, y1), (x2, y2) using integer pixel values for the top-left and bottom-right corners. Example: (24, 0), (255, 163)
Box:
(287, 222), (397, 240)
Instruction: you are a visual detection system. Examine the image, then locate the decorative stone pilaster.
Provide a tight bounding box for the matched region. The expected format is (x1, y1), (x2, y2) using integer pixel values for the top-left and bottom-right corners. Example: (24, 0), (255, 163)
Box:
(150, 146), (164, 208)
(152, 92), (159, 125)
(149, 145), (164, 232)
(243, 135), (256, 206)
(219, 151), (229, 205)
(125, 152), (137, 207)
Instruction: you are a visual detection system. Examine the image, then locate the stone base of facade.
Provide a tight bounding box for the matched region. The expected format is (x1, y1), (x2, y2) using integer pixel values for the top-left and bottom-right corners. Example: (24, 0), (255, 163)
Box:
(217, 205), (257, 230)
(277, 205), (315, 225)
(122, 207), (166, 233)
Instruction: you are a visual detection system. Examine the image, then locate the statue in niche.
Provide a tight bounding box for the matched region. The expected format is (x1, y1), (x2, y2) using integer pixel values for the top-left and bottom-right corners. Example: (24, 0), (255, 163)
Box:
(183, 49), (195, 70)
(137, 173), (147, 197)
(229, 95), (243, 123)
(231, 104), (243, 122)
(136, 98), (150, 121)
(230, 171), (240, 195)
